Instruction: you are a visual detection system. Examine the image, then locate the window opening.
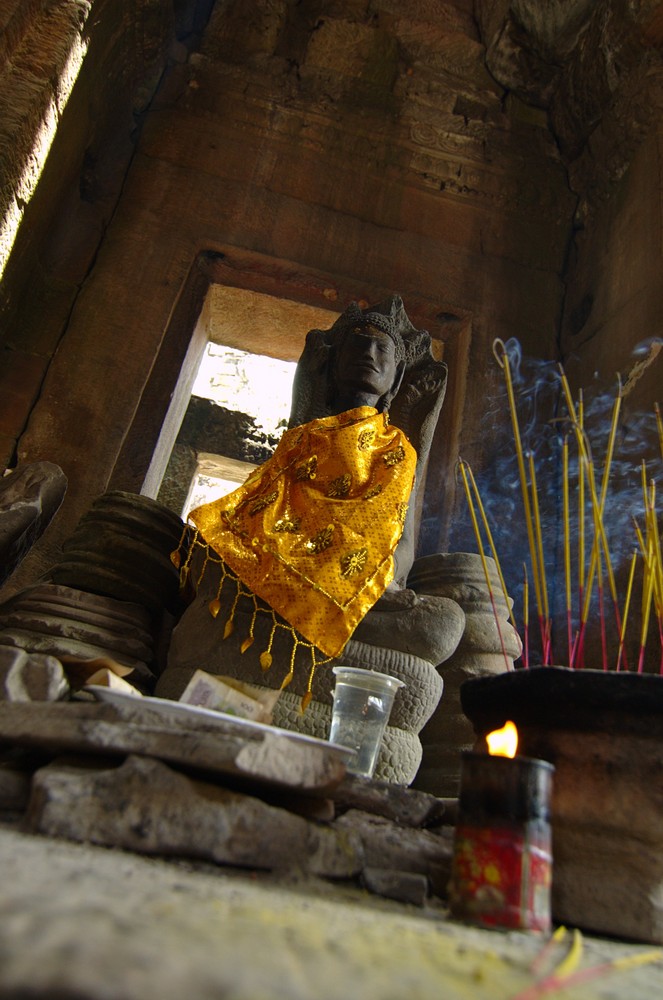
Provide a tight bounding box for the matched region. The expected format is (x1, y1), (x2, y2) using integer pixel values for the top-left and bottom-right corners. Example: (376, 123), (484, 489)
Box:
(181, 346), (297, 517)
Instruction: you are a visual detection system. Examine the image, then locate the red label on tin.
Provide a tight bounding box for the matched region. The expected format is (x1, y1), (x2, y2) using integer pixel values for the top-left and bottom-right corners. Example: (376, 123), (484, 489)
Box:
(450, 823), (552, 932)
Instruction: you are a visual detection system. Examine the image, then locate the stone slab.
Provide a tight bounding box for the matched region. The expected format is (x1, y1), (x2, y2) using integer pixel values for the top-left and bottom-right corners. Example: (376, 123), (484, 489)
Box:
(362, 867), (429, 907)
(332, 773), (448, 827)
(0, 701), (348, 796)
(0, 630), (149, 674)
(0, 611), (153, 660)
(27, 754), (362, 878)
(335, 809), (453, 879)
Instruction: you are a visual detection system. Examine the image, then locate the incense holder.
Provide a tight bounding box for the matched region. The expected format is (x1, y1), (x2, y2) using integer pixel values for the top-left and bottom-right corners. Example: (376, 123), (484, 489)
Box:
(460, 666), (663, 945)
(449, 751), (553, 932)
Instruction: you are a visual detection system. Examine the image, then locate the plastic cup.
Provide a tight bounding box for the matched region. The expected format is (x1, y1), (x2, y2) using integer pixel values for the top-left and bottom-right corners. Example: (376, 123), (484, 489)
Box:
(329, 666), (405, 778)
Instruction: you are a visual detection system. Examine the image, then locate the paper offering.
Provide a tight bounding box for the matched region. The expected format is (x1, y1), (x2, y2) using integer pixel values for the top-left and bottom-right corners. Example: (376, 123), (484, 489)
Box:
(179, 670), (279, 723)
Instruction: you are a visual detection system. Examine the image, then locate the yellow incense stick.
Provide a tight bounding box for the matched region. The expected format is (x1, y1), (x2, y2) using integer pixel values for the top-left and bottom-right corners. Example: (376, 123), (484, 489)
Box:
(645, 479), (663, 618)
(459, 460), (511, 667)
(494, 339), (544, 622)
(617, 548), (638, 670)
(466, 461), (517, 631)
(599, 377), (622, 510)
(562, 435), (572, 647)
(639, 555), (656, 673)
(559, 368), (619, 607)
(528, 450), (550, 625)
(523, 562), (529, 667)
(577, 388), (585, 597)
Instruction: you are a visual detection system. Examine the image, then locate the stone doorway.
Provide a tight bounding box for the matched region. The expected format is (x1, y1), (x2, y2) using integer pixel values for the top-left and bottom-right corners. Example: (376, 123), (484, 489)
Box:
(110, 246), (471, 560)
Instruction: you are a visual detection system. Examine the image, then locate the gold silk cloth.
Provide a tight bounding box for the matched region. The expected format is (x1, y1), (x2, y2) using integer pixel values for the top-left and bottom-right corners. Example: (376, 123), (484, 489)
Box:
(188, 407), (416, 658)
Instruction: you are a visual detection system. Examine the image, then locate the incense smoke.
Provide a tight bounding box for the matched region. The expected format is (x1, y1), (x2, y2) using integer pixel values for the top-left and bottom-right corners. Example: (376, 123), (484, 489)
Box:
(443, 338), (662, 669)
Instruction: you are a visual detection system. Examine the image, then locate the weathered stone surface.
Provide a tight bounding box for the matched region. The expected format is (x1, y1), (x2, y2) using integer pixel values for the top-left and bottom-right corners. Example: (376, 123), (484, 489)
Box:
(0, 611), (154, 661)
(0, 647), (69, 702)
(0, 584), (156, 683)
(26, 755), (363, 878)
(1, 825), (661, 1000)
(51, 491), (185, 618)
(0, 629), (150, 677)
(362, 867), (429, 907)
(332, 772), (447, 827)
(351, 590), (466, 667)
(0, 700), (348, 795)
(335, 809), (453, 878)
(0, 462), (67, 586)
(410, 553), (519, 797)
(0, 751), (35, 812)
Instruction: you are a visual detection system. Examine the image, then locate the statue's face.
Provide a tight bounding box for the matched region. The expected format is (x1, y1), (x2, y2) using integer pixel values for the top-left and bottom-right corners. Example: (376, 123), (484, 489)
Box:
(334, 325), (399, 398)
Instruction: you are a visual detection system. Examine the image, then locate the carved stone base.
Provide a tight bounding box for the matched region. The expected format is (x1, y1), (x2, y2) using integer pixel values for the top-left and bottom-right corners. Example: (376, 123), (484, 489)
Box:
(158, 570), (466, 785)
(408, 552), (521, 797)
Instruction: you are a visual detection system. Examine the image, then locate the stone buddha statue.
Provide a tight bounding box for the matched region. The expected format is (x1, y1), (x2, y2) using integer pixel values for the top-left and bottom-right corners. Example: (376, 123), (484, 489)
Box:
(157, 296), (466, 784)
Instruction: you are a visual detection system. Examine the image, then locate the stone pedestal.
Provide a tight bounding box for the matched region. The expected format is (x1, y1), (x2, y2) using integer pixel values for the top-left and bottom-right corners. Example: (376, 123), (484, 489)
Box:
(157, 566), (466, 786)
(49, 491), (184, 620)
(0, 583), (156, 687)
(0, 492), (186, 687)
(408, 552), (521, 797)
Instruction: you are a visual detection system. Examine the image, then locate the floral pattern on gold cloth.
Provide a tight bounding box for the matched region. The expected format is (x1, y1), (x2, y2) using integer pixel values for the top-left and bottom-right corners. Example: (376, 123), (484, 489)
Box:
(187, 407), (416, 658)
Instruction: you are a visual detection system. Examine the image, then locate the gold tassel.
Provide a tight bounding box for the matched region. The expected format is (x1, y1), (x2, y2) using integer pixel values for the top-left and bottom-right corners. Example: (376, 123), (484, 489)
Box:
(170, 521), (190, 568)
(260, 650), (273, 671)
(172, 533), (333, 711)
(300, 650), (318, 714)
(280, 670), (294, 690)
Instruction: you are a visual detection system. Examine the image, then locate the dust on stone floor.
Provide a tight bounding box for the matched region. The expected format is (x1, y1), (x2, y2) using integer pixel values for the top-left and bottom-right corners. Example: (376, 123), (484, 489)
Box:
(1, 825), (661, 1000)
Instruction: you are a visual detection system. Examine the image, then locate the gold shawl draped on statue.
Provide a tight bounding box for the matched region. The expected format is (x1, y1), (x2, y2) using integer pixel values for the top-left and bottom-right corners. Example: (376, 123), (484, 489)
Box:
(176, 407), (416, 661)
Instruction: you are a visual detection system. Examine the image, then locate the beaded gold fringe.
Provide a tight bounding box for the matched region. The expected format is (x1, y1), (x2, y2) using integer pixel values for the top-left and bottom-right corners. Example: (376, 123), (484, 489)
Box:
(171, 524), (331, 712)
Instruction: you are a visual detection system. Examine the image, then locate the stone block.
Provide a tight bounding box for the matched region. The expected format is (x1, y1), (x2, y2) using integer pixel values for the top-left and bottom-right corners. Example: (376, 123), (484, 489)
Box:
(0, 647), (69, 702)
(362, 867), (429, 907)
(0, 461), (67, 586)
(26, 754), (363, 878)
(335, 808), (453, 878)
(0, 700), (348, 796)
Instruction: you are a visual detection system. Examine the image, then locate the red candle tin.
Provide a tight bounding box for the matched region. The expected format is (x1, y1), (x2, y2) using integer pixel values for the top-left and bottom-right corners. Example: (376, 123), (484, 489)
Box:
(449, 751), (554, 933)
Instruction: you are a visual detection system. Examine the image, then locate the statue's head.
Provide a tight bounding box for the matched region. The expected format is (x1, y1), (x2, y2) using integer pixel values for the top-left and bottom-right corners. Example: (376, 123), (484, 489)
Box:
(289, 294), (446, 432)
(330, 305), (407, 413)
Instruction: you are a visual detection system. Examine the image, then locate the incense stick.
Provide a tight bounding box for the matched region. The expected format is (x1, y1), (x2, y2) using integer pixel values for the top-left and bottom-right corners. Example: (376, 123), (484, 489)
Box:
(458, 459), (512, 670)
(597, 547), (607, 670)
(577, 388), (586, 637)
(559, 366), (623, 668)
(466, 462), (517, 633)
(528, 450), (551, 663)
(562, 435), (573, 665)
(616, 549), (638, 672)
(494, 340), (545, 640)
(523, 562), (529, 669)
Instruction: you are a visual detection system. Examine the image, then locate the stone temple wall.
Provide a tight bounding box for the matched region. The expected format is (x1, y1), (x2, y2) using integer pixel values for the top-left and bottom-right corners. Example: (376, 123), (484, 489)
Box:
(0, 0), (662, 604)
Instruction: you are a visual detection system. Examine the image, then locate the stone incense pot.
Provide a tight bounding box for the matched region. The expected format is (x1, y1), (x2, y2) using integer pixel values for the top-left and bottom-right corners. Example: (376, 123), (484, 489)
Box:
(460, 666), (663, 945)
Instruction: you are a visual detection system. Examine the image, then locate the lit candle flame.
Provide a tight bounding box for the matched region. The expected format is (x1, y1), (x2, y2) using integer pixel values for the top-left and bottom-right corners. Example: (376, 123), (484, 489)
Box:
(486, 721), (519, 758)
